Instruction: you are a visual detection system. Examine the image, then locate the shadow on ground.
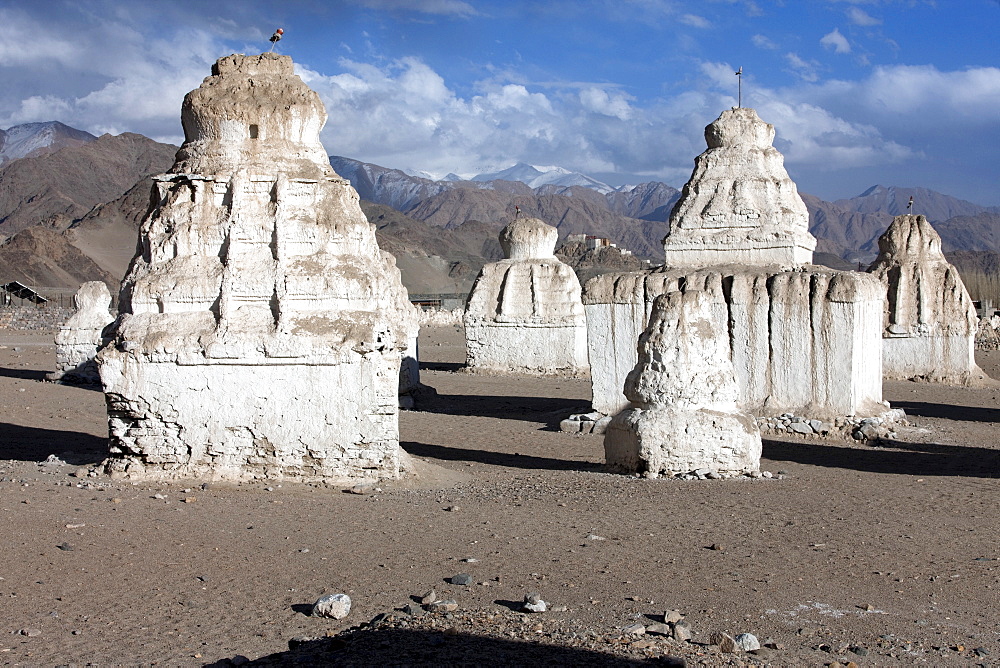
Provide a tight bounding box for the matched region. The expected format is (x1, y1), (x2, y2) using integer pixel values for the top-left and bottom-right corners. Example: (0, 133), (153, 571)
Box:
(889, 400), (1000, 424)
(402, 441), (603, 473)
(763, 437), (1000, 479)
(0, 366), (49, 382)
(416, 391), (587, 430)
(0, 422), (106, 465)
(213, 627), (667, 667)
(419, 361), (465, 372)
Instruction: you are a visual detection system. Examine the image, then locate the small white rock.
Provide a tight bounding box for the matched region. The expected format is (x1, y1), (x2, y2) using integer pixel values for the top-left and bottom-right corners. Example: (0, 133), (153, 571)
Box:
(312, 593), (351, 619)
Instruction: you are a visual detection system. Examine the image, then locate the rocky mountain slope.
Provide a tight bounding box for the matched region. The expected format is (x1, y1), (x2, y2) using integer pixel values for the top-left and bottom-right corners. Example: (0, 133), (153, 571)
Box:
(0, 121), (96, 166)
(0, 133), (176, 291)
(0, 132), (176, 238)
(3, 123), (1000, 298)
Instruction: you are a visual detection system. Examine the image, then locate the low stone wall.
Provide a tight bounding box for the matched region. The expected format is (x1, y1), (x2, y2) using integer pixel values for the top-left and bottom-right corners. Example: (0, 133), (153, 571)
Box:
(0, 305), (74, 331)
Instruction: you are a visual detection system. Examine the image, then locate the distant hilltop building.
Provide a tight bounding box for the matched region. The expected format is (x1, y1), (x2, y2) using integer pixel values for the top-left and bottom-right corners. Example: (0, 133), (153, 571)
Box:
(565, 234), (634, 256)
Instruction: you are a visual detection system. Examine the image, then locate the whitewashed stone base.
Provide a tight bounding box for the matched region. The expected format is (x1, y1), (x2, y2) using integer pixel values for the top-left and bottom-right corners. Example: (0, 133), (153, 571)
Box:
(606, 407), (761, 477)
(465, 322), (589, 375)
(883, 334), (979, 384)
(101, 355), (401, 483)
(661, 242), (814, 271)
(51, 335), (107, 385)
(584, 267), (885, 418)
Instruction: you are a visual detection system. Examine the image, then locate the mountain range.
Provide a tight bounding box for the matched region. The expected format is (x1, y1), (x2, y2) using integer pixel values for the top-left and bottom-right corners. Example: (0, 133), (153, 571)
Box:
(2, 120), (1000, 298)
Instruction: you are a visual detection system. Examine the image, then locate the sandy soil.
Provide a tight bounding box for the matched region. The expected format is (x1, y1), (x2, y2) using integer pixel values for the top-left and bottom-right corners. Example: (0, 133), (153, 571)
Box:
(0, 325), (998, 666)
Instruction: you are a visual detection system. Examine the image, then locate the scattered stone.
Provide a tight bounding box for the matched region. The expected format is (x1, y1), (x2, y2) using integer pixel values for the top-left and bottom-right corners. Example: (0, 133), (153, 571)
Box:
(664, 610), (683, 624)
(585, 533), (606, 541)
(349, 483), (377, 495)
(18, 628), (42, 637)
(788, 421), (813, 435)
(734, 633), (760, 651)
(312, 593), (351, 620)
(56, 542), (74, 551)
(672, 620), (693, 642)
(449, 573), (473, 586)
(559, 419), (582, 433)
(622, 622), (646, 636)
(591, 416), (613, 435)
(419, 590), (437, 605)
(550, 605), (567, 613)
(522, 592), (547, 613)
(710, 543), (724, 551)
(645, 623), (672, 635)
(427, 599), (458, 613)
(710, 631), (737, 653)
(70, 467), (90, 478)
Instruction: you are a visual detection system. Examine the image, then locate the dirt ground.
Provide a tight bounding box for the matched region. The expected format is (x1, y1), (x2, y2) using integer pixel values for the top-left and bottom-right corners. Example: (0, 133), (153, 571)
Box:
(0, 325), (998, 666)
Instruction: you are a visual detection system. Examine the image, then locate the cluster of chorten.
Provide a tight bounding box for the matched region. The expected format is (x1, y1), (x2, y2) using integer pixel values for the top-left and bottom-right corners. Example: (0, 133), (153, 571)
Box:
(51, 51), (983, 484)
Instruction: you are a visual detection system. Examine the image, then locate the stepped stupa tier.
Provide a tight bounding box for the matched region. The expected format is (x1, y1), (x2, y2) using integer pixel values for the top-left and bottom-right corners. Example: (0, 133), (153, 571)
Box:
(868, 214), (986, 385)
(464, 216), (589, 375)
(97, 53), (417, 482)
(662, 107), (816, 269)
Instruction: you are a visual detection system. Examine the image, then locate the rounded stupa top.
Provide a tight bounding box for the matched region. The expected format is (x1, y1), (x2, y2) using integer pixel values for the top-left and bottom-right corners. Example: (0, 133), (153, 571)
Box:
(499, 217), (558, 260)
(705, 107), (775, 150)
(171, 53), (332, 177)
(875, 214), (944, 262)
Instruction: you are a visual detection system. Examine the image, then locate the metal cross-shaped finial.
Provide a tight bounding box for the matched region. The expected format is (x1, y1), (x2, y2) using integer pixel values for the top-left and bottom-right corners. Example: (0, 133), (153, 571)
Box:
(735, 67), (743, 108)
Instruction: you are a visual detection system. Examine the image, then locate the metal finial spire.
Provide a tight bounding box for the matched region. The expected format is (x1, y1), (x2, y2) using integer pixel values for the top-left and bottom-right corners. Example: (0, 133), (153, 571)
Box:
(268, 28), (284, 52)
(735, 66), (743, 108)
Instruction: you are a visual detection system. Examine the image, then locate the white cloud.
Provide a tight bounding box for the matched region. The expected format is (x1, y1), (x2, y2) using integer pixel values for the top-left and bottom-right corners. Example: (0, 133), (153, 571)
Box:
(807, 65), (1000, 129)
(785, 53), (821, 82)
(847, 7), (882, 26)
(579, 88), (634, 120)
(820, 28), (851, 54)
(752, 34), (779, 50)
(0, 6), (225, 143)
(679, 13), (711, 28)
(353, 0), (479, 18)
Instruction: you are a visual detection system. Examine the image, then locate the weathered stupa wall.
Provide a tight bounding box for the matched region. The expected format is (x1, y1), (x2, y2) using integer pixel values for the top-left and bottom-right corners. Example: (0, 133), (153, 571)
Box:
(97, 53), (417, 482)
(49, 281), (113, 385)
(605, 290), (762, 477)
(584, 266), (885, 419)
(585, 106), (884, 420)
(868, 214), (985, 384)
(464, 217), (588, 374)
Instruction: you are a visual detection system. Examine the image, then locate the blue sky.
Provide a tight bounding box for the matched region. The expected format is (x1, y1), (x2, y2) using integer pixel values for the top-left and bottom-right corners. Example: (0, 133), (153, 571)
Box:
(1, 0), (998, 203)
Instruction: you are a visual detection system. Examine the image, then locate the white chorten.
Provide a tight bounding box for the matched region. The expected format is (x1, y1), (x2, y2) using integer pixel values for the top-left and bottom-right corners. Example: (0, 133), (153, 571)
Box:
(97, 53), (417, 482)
(868, 214), (987, 385)
(604, 290), (762, 477)
(464, 217), (589, 374)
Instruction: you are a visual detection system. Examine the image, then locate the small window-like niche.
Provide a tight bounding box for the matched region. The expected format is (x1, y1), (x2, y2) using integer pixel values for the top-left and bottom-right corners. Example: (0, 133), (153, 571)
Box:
(249, 124), (259, 139)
